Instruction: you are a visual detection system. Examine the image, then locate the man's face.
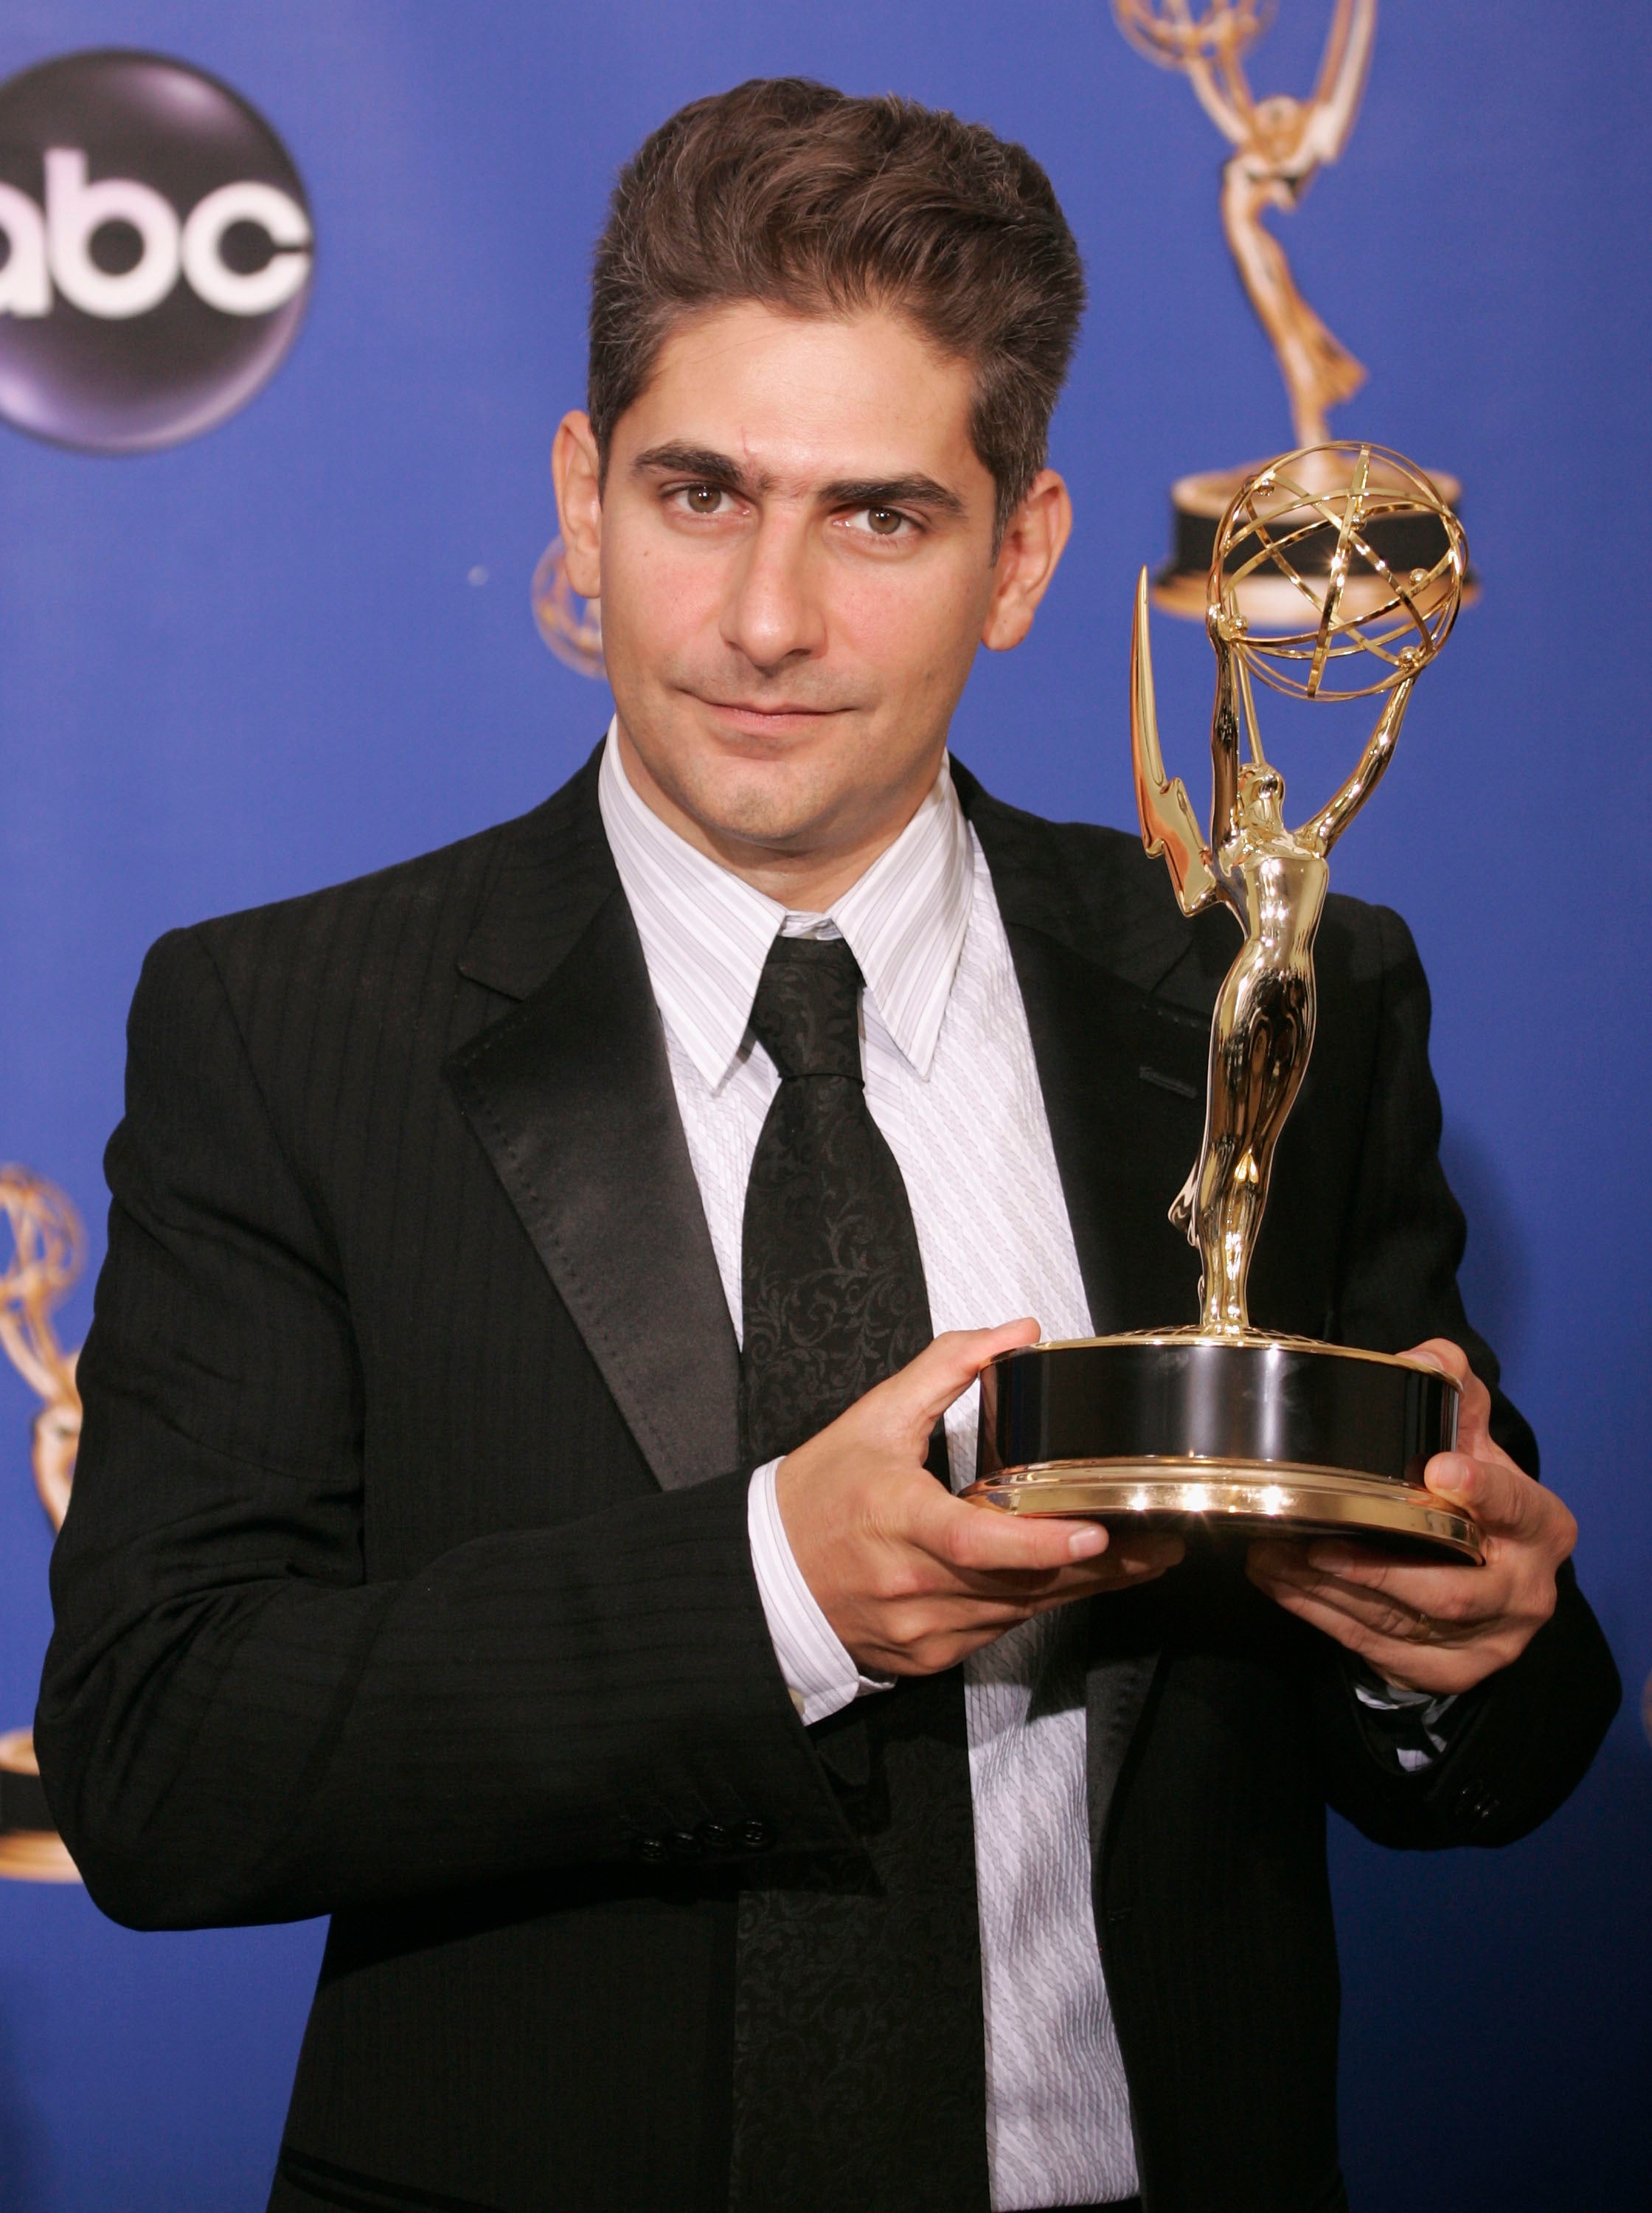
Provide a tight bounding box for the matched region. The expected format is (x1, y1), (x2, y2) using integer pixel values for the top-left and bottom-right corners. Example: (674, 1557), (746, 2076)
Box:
(554, 302), (1068, 888)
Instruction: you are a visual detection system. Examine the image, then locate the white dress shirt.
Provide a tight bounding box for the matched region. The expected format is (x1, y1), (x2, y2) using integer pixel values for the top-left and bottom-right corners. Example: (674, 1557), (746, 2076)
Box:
(599, 725), (1139, 2210)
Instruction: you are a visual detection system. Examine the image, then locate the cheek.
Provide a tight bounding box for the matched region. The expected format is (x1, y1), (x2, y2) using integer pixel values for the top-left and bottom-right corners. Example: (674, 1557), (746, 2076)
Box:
(831, 558), (985, 689)
(600, 517), (722, 667)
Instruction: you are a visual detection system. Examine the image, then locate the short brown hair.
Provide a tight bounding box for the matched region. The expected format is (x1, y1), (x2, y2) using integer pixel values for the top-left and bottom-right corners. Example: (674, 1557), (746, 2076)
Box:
(589, 78), (1086, 538)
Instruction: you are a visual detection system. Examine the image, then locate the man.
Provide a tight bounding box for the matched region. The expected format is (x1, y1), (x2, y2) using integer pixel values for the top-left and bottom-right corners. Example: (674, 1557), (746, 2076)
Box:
(38, 77), (1616, 2213)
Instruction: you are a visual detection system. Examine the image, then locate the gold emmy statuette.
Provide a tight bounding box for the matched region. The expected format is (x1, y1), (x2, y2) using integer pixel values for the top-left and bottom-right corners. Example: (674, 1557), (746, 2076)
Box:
(532, 535), (605, 678)
(0, 1165), (86, 1883)
(1113, 1), (1468, 620)
(969, 443), (1482, 1563)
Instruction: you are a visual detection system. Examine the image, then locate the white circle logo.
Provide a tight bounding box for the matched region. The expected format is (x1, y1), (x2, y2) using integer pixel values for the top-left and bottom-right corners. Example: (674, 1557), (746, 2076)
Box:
(0, 50), (314, 451)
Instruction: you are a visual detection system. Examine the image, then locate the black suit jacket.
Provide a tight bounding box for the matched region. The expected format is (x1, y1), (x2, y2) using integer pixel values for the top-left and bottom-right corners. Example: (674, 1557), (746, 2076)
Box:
(36, 752), (1618, 2213)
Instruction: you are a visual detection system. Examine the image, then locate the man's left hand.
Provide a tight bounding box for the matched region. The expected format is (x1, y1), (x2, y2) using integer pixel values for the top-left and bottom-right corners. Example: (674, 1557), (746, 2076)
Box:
(1246, 1338), (1578, 1696)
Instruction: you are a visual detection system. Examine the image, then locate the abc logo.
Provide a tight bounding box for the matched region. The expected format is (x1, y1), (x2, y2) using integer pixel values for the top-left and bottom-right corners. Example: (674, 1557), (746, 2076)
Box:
(0, 50), (313, 452)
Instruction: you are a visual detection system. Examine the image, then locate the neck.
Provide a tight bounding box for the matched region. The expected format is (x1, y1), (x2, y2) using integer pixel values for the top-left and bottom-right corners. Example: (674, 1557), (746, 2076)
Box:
(615, 721), (941, 912)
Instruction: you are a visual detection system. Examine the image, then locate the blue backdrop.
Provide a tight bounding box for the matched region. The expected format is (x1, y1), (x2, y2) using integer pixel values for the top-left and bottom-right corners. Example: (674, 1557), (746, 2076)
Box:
(1, 3), (1647, 2206)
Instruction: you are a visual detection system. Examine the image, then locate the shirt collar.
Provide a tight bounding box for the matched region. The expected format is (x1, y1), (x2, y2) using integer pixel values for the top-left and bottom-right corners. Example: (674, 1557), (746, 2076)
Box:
(597, 717), (974, 1090)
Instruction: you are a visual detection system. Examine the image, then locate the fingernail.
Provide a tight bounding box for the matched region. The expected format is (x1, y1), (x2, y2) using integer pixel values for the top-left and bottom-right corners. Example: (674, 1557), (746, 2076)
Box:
(1067, 1525), (1106, 1560)
(1425, 1455), (1471, 1497)
(1309, 1542), (1357, 1572)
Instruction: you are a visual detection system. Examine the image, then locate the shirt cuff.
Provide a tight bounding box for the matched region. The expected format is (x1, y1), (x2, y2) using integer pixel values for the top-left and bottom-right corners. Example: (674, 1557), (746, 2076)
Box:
(1353, 1671), (1461, 1773)
(747, 1458), (895, 1725)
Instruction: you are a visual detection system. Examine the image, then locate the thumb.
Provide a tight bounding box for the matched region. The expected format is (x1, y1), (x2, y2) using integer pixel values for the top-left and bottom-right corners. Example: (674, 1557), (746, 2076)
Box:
(867, 1318), (1041, 1448)
(1403, 1337), (1493, 1453)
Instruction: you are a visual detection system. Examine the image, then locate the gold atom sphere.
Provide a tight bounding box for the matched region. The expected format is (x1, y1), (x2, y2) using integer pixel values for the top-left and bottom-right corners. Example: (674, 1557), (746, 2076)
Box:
(1111, 0), (1272, 69)
(1210, 441), (1467, 704)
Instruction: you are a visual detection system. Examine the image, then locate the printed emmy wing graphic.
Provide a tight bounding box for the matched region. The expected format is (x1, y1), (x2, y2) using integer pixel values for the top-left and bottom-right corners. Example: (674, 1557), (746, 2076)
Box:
(1113, 1), (1471, 621)
(532, 536), (605, 679)
(967, 443), (1483, 1564)
(0, 1165), (86, 1882)
(1115, 0), (1375, 455)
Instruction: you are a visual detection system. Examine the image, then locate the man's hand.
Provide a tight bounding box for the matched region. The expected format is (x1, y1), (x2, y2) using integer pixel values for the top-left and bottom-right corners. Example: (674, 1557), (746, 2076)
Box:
(1246, 1337), (1577, 1695)
(776, 1317), (1184, 1677)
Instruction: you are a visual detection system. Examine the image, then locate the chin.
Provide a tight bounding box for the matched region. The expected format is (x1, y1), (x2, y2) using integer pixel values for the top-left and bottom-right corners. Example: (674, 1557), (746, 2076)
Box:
(620, 685), (876, 853)
(682, 761), (835, 852)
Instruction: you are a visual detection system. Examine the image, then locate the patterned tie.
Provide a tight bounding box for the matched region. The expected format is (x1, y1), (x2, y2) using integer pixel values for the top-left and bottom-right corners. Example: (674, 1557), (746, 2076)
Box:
(729, 933), (989, 2212)
(740, 933), (933, 1460)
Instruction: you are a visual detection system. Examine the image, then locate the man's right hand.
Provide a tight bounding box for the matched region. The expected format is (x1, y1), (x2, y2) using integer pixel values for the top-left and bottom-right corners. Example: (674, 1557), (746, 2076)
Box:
(775, 1318), (1184, 1677)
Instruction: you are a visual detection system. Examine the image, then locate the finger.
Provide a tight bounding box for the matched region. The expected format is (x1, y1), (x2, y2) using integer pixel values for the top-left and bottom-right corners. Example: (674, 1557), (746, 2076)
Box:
(918, 1484), (1114, 1573)
(1402, 1337), (1493, 1455)
(1419, 1450), (1561, 1547)
(1028, 1545), (1184, 1604)
(887, 1545), (1184, 1660)
(1248, 1568), (1476, 1694)
(920, 1483), (1186, 1578)
(1101, 1529), (1186, 1574)
(1249, 1540), (1476, 1643)
(1259, 1535), (1509, 1632)
(1247, 1540), (1541, 1692)
(862, 1538), (1185, 1675)
(933, 1541), (1182, 1611)
(867, 1318), (1041, 1441)
(1401, 1336), (1468, 1386)
(1254, 1551), (1481, 1644)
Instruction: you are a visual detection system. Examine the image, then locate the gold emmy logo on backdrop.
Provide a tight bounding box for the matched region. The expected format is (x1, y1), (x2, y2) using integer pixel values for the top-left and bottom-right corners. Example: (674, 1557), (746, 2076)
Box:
(532, 536), (605, 679)
(0, 1165), (85, 1883)
(1112, 0), (1468, 618)
(971, 443), (1482, 1563)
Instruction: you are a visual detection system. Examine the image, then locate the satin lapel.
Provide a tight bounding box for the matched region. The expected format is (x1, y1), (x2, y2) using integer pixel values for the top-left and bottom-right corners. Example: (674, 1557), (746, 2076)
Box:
(445, 760), (741, 1494)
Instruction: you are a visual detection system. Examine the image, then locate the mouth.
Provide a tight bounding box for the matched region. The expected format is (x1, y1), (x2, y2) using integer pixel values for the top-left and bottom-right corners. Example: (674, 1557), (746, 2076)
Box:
(693, 696), (848, 735)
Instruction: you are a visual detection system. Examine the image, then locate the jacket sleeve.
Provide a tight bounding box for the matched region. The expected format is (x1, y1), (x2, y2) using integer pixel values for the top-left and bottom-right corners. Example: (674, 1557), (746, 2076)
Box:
(1309, 903), (1620, 1846)
(35, 927), (852, 1930)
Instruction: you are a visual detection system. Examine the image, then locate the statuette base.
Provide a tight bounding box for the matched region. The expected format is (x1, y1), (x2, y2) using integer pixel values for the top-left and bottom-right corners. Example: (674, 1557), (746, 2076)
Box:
(969, 1333), (1481, 1564)
(0, 1729), (80, 1884)
(965, 1458), (1481, 1561)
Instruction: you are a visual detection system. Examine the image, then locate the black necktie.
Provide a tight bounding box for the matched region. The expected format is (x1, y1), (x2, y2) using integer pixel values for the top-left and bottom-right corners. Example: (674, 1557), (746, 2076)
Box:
(729, 934), (987, 2211)
(740, 934), (933, 1462)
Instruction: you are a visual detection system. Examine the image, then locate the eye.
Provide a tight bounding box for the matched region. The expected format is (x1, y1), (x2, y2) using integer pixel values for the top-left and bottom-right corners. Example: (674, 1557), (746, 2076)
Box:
(672, 483), (730, 516)
(844, 505), (917, 541)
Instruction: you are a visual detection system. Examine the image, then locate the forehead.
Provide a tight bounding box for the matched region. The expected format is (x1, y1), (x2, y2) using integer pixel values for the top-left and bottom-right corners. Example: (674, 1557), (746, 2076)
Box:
(617, 300), (986, 488)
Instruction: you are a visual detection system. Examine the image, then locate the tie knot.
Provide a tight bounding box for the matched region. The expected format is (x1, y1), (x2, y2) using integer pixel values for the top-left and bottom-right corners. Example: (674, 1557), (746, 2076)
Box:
(748, 935), (864, 1081)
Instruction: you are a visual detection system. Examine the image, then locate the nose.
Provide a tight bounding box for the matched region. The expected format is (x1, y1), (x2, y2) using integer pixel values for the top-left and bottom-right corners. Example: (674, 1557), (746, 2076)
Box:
(719, 506), (826, 673)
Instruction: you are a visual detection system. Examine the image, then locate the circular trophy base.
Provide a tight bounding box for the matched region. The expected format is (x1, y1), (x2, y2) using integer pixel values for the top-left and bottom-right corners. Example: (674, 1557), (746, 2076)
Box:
(1150, 462), (1476, 626)
(0, 1829), (80, 1883)
(964, 1459), (1479, 1559)
(0, 1728), (80, 1885)
(969, 1332), (1481, 1564)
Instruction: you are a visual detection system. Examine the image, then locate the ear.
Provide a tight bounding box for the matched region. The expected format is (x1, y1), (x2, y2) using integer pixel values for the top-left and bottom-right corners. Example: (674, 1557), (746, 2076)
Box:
(981, 468), (1073, 652)
(551, 410), (603, 600)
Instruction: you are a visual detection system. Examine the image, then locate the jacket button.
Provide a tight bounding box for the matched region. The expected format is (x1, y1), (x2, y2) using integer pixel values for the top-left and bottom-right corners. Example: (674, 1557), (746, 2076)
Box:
(666, 1828), (704, 1860)
(633, 1835), (668, 1863)
(698, 1821), (737, 1854)
(739, 1818), (774, 1853)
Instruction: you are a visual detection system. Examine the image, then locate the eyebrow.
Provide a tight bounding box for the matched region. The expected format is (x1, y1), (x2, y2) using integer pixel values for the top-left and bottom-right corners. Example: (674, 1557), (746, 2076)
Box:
(821, 474), (966, 519)
(630, 443), (967, 519)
